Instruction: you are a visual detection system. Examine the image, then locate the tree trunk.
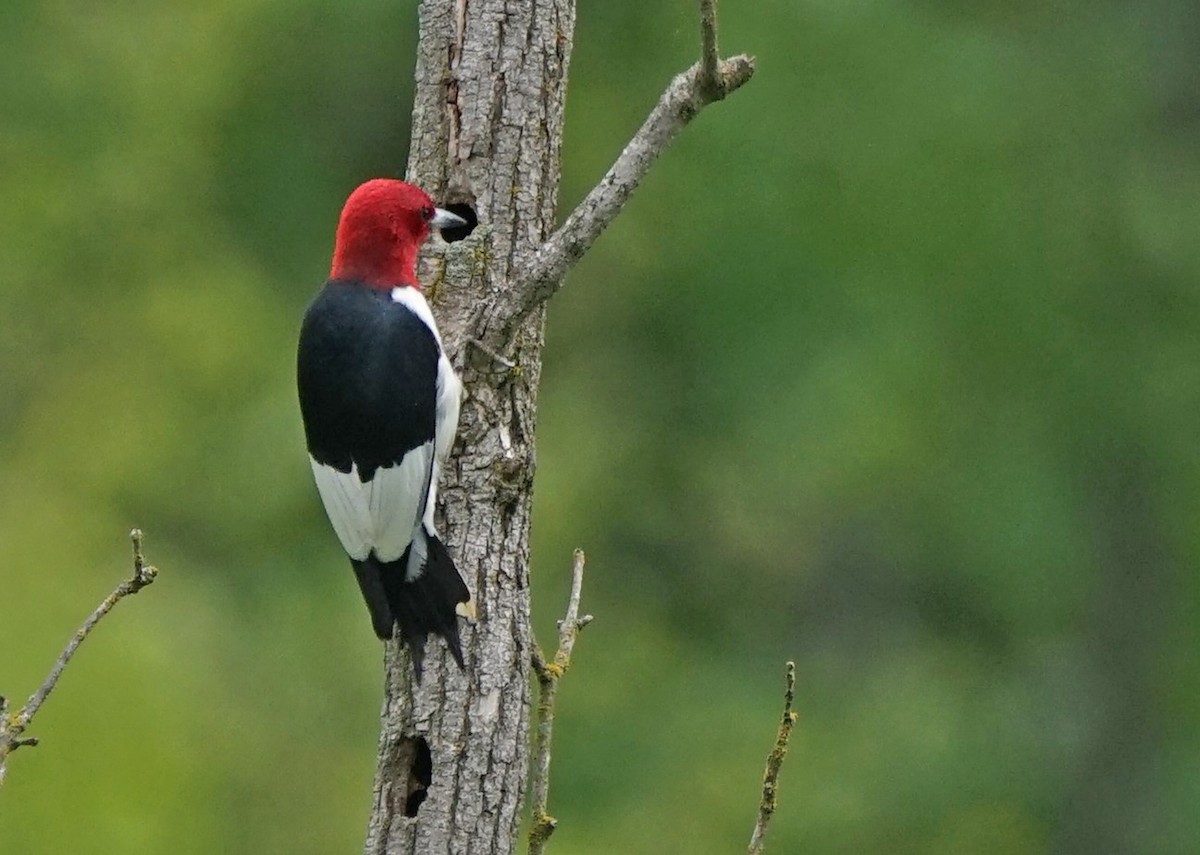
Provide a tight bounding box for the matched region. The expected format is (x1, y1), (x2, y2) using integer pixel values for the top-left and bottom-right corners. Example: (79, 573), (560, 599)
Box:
(363, 2), (574, 853)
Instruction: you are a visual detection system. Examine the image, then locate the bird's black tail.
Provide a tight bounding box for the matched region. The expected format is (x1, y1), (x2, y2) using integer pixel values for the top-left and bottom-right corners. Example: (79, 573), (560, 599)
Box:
(351, 528), (472, 679)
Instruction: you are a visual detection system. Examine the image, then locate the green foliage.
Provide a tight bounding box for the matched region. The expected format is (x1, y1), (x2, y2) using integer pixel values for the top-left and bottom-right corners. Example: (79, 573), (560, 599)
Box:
(2, 0), (1197, 852)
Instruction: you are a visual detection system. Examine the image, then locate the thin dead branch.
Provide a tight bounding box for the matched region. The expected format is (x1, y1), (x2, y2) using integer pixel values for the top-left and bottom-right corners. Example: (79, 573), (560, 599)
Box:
(699, 0), (721, 97)
(528, 549), (593, 854)
(747, 661), (798, 854)
(0, 529), (159, 787)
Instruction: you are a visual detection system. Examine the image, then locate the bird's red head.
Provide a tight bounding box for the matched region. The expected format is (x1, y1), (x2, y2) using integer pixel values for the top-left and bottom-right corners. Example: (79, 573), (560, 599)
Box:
(330, 179), (441, 289)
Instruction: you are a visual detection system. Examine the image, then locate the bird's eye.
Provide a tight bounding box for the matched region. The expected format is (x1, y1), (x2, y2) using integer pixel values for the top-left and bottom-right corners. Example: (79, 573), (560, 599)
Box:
(420, 206), (434, 222)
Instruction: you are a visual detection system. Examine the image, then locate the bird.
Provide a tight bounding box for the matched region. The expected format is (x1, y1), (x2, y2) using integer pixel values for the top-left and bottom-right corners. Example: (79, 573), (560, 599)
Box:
(297, 178), (473, 678)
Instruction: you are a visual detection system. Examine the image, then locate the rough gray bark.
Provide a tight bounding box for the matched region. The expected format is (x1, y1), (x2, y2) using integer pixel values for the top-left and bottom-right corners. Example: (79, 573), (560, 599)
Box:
(364, 2), (753, 852)
(363, 2), (574, 853)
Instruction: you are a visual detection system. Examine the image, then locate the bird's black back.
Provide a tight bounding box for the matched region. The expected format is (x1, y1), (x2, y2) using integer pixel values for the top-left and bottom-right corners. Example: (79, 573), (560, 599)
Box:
(297, 280), (440, 483)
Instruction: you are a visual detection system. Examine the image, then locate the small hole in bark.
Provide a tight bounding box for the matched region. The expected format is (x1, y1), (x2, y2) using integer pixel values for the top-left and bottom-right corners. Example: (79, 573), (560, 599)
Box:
(439, 203), (477, 243)
(403, 736), (432, 817)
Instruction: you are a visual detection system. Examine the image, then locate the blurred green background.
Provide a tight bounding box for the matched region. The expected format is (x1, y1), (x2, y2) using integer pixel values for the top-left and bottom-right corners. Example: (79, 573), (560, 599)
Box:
(2, 0), (1197, 852)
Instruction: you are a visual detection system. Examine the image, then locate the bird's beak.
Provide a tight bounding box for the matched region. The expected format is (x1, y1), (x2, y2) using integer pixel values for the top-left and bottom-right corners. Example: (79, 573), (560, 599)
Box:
(431, 208), (468, 230)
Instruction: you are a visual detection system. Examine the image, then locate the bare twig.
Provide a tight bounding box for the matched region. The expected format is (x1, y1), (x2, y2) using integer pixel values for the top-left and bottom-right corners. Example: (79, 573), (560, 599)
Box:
(0, 529), (159, 787)
(467, 337), (517, 371)
(699, 0), (721, 96)
(480, 0), (756, 348)
(747, 662), (798, 854)
(528, 549), (593, 854)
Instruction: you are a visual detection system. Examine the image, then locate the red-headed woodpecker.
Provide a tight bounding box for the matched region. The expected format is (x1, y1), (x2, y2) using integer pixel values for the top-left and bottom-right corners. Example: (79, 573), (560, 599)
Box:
(297, 179), (472, 677)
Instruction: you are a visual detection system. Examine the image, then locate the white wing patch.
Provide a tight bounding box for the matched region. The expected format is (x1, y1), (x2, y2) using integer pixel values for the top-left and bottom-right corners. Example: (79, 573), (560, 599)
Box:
(405, 526), (429, 582)
(435, 354), (462, 463)
(425, 355), (462, 531)
(310, 442), (434, 565)
(368, 442), (434, 561)
(310, 459), (373, 560)
(393, 286), (463, 534)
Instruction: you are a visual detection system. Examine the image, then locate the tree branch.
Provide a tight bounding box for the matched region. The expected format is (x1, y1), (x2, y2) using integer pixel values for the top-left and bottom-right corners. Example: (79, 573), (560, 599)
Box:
(747, 661), (798, 855)
(0, 529), (159, 787)
(699, 0), (721, 97)
(528, 549), (593, 854)
(479, 0), (756, 348)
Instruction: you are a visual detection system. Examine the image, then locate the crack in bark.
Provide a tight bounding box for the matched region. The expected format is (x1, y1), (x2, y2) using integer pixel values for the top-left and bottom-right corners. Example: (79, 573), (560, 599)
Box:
(447, 0), (469, 166)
